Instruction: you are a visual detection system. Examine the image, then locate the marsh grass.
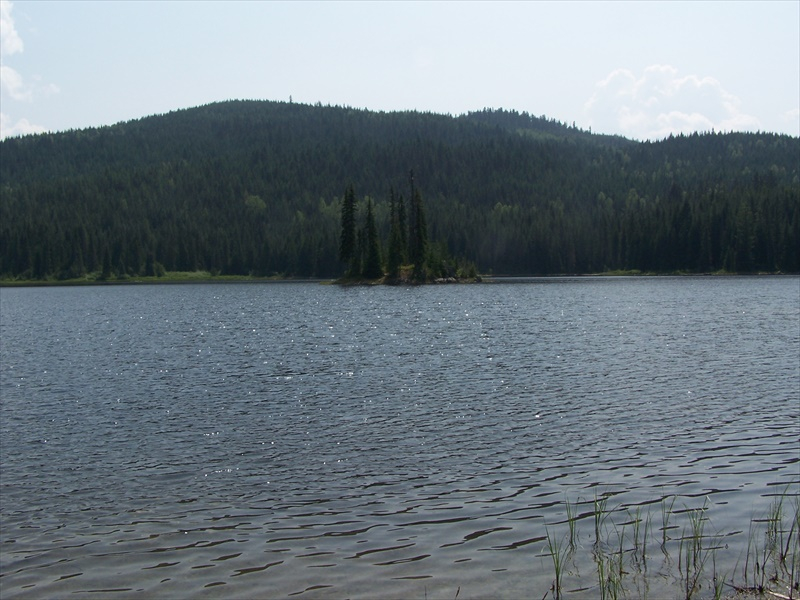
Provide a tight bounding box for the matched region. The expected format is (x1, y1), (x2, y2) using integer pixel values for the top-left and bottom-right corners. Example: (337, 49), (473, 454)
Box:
(541, 490), (799, 600)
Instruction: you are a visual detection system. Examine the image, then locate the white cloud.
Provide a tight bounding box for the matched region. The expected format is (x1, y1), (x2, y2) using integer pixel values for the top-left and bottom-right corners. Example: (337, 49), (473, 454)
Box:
(0, 0), (54, 138)
(0, 112), (46, 138)
(1, 63), (31, 100)
(584, 64), (761, 140)
(0, 0), (23, 56)
(783, 107), (800, 137)
(41, 81), (60, 96)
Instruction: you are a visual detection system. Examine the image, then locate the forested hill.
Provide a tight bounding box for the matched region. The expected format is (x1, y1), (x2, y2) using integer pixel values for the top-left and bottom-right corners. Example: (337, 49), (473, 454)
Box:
(1, 99), (798, 280)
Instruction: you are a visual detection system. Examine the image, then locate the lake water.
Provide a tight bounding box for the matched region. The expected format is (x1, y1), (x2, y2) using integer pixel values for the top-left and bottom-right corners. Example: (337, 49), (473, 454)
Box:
(1, 277), (798, 599)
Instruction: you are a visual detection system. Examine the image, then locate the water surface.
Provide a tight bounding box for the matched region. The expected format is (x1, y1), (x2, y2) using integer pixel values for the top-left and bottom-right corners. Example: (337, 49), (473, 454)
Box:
(1, 277), (798, 598)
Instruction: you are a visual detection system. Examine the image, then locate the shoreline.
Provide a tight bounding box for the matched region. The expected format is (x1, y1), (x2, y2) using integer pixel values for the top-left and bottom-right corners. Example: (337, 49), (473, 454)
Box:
(1, 270), (796, 288)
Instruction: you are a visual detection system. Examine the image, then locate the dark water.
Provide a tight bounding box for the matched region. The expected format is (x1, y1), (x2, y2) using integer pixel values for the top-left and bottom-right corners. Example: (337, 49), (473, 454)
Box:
(1, 277), (798, 599)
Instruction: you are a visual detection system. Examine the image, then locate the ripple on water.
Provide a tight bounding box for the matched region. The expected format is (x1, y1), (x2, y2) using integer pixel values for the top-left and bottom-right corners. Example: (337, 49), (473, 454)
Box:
(0, 278), (798, 599)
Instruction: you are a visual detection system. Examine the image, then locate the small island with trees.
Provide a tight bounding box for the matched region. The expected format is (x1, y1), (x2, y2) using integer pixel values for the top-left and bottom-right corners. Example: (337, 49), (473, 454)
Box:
(337, 172), (479, 285)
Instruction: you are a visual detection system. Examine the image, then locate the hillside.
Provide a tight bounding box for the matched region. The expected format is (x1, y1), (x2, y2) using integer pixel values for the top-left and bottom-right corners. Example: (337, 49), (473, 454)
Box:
(1, 99), (798, 280)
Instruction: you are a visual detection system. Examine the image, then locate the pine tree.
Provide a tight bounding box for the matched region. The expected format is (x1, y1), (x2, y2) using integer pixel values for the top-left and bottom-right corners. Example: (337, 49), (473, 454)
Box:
(100, 247), (112, 280)
(397, 192), (408, 264)
(408, 171), (428, 281)
(339, 184), (357, 275)
(387, 188), (403, 278)
(362, 197), (383, 279)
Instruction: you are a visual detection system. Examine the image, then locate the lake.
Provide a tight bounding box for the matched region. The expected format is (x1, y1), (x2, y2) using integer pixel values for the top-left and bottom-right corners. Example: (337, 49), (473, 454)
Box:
(1, 277), (798, 599)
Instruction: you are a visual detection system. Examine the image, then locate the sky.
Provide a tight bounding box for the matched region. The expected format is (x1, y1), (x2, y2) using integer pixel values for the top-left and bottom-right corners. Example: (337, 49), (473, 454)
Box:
(1, 0), (798, 141)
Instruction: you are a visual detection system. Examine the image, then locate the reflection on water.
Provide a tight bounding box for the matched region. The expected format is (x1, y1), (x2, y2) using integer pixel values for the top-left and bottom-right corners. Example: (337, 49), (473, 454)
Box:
(1, 277), (798, 598)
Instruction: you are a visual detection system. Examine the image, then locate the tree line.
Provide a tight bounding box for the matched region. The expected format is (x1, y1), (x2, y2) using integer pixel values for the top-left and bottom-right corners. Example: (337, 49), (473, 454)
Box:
(0, 100), (797, 281)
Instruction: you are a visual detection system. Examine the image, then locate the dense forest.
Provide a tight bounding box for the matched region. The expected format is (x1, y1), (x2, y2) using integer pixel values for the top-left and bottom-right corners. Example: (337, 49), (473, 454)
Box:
(0, 99), (798, 280)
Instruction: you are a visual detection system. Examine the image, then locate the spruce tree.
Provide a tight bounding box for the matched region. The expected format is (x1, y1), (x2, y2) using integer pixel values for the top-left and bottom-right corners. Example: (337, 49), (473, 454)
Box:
(339, 184), (357, 275)
(362, 198), (383, 279)
(397, 192), (408, 264)
(100, 248), (112, 280)
(387, 188), (403, 278)
(408, 172), (428, 281)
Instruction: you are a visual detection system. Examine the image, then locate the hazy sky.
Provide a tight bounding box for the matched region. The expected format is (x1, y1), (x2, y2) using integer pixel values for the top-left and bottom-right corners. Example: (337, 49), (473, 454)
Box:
(1, 0), (798, 141)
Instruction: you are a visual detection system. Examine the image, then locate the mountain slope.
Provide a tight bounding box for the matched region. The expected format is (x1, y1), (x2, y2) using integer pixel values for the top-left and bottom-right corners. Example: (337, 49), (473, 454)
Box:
(1, 100), (798, 279)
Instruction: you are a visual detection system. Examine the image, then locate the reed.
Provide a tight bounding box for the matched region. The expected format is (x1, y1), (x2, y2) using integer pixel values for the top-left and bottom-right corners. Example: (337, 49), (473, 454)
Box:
(627, 505), (647, 572)
(767, 492), (785, 563)
(605, 550), (624, 600)
(564, 494), (578, 551)
(641, 509), (652, 570)
(594, 542), (623, 600)
(740, 517), (757, 589)
(615, 521), (626, 583)
(541, 489), (800, 600)
(595, 544), (607, 600)
(791, 495), (800, 597)
(711, 550), (726, 600)
(771, 488), (799, 574)
(545, 527), (567, 600)
(661, 494), (676, 552)
(740, 488), (800, 597)
(594, 493), (609, 548)
(629, 506), (642, 555)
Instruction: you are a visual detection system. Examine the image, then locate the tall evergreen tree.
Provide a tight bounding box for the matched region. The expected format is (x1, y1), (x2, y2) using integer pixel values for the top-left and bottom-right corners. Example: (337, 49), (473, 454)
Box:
(100, 248), (112, 280)
(339, 184), (357, 274)
(408, 171), (428, 281)
(397, 192), (408, 264)
(387, 188), (403, 278)
(362, 197), (383, 279)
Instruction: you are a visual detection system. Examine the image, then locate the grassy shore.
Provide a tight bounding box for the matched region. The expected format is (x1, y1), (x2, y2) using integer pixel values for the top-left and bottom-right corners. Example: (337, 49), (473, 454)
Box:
(0, 271), (331, 287)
